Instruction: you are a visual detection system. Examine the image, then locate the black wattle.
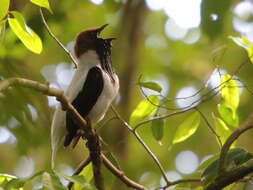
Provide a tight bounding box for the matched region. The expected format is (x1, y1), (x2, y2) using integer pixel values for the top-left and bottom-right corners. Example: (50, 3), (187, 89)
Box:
(64, 66), (104, 147)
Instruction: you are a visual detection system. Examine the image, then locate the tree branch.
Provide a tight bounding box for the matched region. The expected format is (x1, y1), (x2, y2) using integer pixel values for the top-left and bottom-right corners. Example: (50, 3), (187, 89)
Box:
(101, 154), (147, 190)
(0, 77), (145, 190)
(158, 178), (201, 190)
(195, 107), (222, 148)
(111, 106), (171, 185)
(218, 113), (253, 174)
(206, 159), (253, 190)
(39, 8), (78, 68)
(0, 77), (104, 189)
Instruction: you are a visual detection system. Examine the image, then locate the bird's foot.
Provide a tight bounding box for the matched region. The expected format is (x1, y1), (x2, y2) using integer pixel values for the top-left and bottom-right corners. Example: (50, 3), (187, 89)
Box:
(84, 116), (91, 128)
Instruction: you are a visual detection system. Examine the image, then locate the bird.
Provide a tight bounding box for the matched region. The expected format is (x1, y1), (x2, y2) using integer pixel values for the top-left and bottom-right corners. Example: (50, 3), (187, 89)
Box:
(51, 24), (119, 168)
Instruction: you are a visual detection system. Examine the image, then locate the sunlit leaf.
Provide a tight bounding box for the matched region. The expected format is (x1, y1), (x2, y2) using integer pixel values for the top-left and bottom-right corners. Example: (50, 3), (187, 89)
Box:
(217, 104), (239, 127)
(30, 0), (52, 13)
(63, 175), (86, 186)
(219, 74), (239, 110)
(2, 179), (25, 190)
(0, 20), (6, 41)
(173, 111), (200, 144)
(229, 36), (253, 63)
(218, 74), (239, 127)
(8, 11), (43, 54)
(0, 0), (10, 20)
(202, 148), (253, 184)
(0, 174), (23, 190)
(129, 95), (159, 126)
(151, 118), (164, 142)
(139, 81), (162, 93)
(42, 172), (66, 190)
(79, 163), (93, 183)
(212, 114), (233, 145)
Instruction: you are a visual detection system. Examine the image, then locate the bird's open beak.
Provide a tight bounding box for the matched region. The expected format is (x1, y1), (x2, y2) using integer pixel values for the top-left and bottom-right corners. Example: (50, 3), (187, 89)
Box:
(96, 24), (109, 35)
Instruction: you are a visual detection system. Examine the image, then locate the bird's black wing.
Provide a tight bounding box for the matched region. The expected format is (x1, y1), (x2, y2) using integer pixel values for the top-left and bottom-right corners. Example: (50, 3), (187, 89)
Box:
(64, 66), (104, 147)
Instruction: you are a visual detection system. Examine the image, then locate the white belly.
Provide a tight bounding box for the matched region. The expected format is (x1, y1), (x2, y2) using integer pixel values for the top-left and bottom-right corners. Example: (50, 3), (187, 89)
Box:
(88, 71), (119, 123)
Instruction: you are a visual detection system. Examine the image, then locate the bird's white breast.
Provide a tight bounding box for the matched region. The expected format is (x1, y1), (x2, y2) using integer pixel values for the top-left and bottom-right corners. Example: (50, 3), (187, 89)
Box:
(51, 50), (119, 167)
(65, 50), (119, 123)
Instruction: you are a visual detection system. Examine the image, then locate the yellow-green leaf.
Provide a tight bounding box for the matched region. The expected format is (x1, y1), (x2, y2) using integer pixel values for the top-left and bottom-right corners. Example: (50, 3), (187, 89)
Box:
(42, 172), (66, 190)
(129, 95), (159, 126)
(220, 74), (239, 110)
(30, 0), (52, 13)
(173, 112), (200, 144)
(8, 11), (43, 54)
(0, 0), (10, 20)
(139, 81), (162, 93)
(218, 74), (239, 127)
(217, 104), (239, 127)
(212, 114), (233, 145)
(229, 36), (253, 63)
(0, 174), (23, 190)
(74, 163), (93, 190)
(0, 20), (6, 41)
(151, 118), (164, 141)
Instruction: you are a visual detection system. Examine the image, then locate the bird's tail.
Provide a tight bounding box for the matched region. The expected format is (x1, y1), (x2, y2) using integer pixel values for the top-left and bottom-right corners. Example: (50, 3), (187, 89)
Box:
(51, 108), (66, 169)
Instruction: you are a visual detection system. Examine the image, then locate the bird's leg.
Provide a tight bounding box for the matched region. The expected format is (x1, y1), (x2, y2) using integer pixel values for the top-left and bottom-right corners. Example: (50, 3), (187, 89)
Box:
(81, 116), (92, 139)
(71, 117), (91, 148)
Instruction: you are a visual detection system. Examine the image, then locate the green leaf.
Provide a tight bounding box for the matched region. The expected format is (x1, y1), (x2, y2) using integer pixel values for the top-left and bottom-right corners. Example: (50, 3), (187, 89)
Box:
(79, 163), (93, 183)
(218, 104), (239, 127)
(229, 36), (253, 63)
(0, 20), (6, 41)
(57, 163), (94, 190)
(219, 74), (239, 111)
(0, 0), (10, 20)
(129, 95), (159, 126)
(218, 74), (239, 127)
(151, 118), (164, 141)
(173, 112), (200, 144)
(198, 154), (219, 171)
(8, 11), (43, 54)
(63, 175), (86, 186)
(42, 172), (66, 190)
(202, 148), (253, 184)
(0, 174), (23, 190)
(30, 0), (52, 13)
(139, 82), (162, 93)
(3, 179), (25, 190)
(212, 114), (233, 145)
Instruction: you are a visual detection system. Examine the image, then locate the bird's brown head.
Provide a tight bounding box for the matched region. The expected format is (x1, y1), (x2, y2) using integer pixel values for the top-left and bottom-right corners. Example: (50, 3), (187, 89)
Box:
(74, 24), (115, 58)
(74, 24), (116, 81)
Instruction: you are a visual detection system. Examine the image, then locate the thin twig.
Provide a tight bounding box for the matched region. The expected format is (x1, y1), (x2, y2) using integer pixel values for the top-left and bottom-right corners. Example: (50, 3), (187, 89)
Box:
(158, 178), (201, 190)
(39, 8), (78, 68)
(101, 154), (147, 190)
(110, 106), (171, 185)
(68, 156), (91, 190)
(195, 107), (222, 148)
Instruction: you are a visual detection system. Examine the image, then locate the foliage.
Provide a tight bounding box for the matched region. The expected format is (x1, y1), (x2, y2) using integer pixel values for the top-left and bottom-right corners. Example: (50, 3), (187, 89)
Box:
(1, 0), (253, 190)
